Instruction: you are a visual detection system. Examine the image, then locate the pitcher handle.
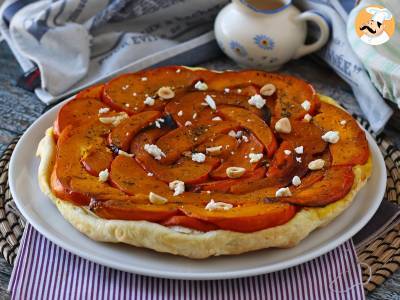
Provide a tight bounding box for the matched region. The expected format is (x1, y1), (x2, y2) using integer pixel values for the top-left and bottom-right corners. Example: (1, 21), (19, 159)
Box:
(292, 11), (330, 59)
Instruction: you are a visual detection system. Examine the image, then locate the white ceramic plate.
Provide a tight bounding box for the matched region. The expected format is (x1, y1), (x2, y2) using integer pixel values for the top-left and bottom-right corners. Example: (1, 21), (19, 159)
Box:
(9, 101), (386, 280)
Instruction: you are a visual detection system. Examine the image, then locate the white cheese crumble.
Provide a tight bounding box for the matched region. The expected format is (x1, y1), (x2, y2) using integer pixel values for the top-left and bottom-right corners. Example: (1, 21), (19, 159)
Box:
(98, 169), (109, 182)
(224, 88), (230, 93)
(144, 144), (166, 160)
(141, 77), (148, 81)
(157, 86), (175, 99)
(144, 96), (155, 106)
(184, 121), (192, 127)
(192, 153), (206, 163)
(248, 94), (266, 109)
(169, 180), (185, 196)
(284, 150), (292, 155)
(292, 176), (301, 186)
(321, 131), (340, 144)
(176, 69), (181, 73)
(308, 159), (325, 170)
(296, 157), (302, 163)
(228, 130), (236, 138)
(294, 146), (304, 154)
(194, 81), (208, 91)
(242, 135), (249, 143)
(99, 112), (128, 126)
(122, 84), (129, 90)
(340, 120), (347, 126)
(212, 116), (222, 121)
(147, 172), (154, 177)
(98, 107), (110, 114)
(177, 110), (183, 117)
(260, 83), (276, 96)
(204, 95), (217, 110)
(275, 117), (292, 134)
(237, 89), (242, 93)
(301, 100), (311, 111)
(249, 153), (263, 163)
(206, 146), (222, 154)
(118, 150), (134, 158)
(149, 192), (168, 204)
(205, 199), (233, 211)
(275, 187), (292, 197)
(304, 114), (312, 122)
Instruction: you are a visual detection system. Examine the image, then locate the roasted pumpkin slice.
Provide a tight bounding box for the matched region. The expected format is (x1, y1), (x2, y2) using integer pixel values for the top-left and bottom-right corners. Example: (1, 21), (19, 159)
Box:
(156, 121), (238, 164)
(278, 166), (355, 206)
(180, 203), (296, 233)
(313, 102), (369, 166)
(55, 122), (146, 205)
(54, 97), (109, 137)
(218, 106), (277, 157)
(207, 70), (319, 119)
(76, 84), (104, 99)
(132, 128), (219, 184)
(81, 143), (113, 176)
(91, 200), (178, 222)
(210, 133), (264, 179)
(108, 110), (161, 151)
(102, 66), (216, 114)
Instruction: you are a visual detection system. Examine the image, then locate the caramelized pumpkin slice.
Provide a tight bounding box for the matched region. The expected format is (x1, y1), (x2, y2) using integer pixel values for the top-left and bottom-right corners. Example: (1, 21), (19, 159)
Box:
(181, 203), (296, 233)
(132, 128), (219, 184)
(313, 101), (369, 166)
(56, 122), (145, 205)
(210, 133), (264, 179)
(76, 84), (104, 99)
(156, 121), (238, 164)
(108, 110), (161, 151)
(207, 70), (319, 119)
(109, 155), (171, 197)
(197, 167), (266, 193)
(81, 144), (113, 176)
(218, 106), (277, 157)
(102, 66), (216, 114)
(53, 97), (109, 137)
(162, 215), (218, 232)
(91, 200), (178, 221)
(278, 166), (355, 206)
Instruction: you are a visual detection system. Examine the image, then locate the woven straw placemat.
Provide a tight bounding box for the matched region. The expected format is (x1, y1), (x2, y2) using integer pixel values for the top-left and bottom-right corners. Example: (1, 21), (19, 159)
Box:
(0, 122), (399, 294)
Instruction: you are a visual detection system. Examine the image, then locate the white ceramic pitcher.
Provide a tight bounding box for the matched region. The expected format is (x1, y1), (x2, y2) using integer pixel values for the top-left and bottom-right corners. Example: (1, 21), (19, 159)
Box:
(214, 0), (330, 70)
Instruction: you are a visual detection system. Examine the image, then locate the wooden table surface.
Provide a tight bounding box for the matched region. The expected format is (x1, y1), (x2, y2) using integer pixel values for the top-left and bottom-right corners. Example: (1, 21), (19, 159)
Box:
(0, 40), (399, 299)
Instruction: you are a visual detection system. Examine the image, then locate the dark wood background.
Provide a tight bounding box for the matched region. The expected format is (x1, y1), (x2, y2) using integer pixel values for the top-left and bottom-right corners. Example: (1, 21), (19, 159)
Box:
(0, 40), (399, 299)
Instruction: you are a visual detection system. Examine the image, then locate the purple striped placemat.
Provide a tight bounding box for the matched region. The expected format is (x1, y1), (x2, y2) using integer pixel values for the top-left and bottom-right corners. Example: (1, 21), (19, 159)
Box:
(8, 225), (365, 300)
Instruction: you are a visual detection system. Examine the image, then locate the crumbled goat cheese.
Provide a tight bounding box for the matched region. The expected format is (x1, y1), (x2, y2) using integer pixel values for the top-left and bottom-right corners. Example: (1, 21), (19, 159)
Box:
(98, 169), (109, 182)
(192, 153), (206, 163)
(177, 110), (183, 116)
(303, 114), (312, 122)
(99, 112), (128, 126)
(294, 146), (304, 154)
(292, 176), (301, 186)
(141, 77), (148, 81)
(205, 199), (233, 211)
(98, 107), (110, 114)
(249, 153), (263, 163)
(149, 192), (168, 204)
(248, 94), (266, 109)
(169, 180), (185, 196)
(185, 121), (192, 126)
(242, 135), (249, 143)
(301, 100), (311, 111)
(147, 172), (154, 177)
(176, 69), (181, 73)
(224, 88), (230, 93)
(237, 89), (242, 93)
(275, 187), (292, 197)
(321, 131), (340, 144)
(340, 120), (347, 125)
(260, 83), (276, 96)
(204, 95), (217, 110)
(296, 157), (302, 163)
(212, 116), (222, 121)
(194, 81), (208, 91)
(275, 117), (292, 134)
(228, 130), (236, 138)
(143, 96), (155, 106)
(144, 144), (166, 160)
(284, 150), (292, 155)
(308, 159), (325, 170)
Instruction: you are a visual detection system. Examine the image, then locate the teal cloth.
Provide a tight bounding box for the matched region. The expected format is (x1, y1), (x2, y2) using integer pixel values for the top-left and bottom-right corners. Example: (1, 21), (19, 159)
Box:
(347, 0), (400, 107)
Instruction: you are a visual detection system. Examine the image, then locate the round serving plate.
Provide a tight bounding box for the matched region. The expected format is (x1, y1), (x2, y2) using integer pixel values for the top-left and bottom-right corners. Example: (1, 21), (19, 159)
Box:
(8, 101), (386, 280)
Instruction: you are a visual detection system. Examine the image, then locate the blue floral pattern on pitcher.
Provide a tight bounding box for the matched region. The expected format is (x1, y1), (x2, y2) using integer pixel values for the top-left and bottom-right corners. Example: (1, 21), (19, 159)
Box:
(229, 40), (247, 57)
(254, 34), (275, 50)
